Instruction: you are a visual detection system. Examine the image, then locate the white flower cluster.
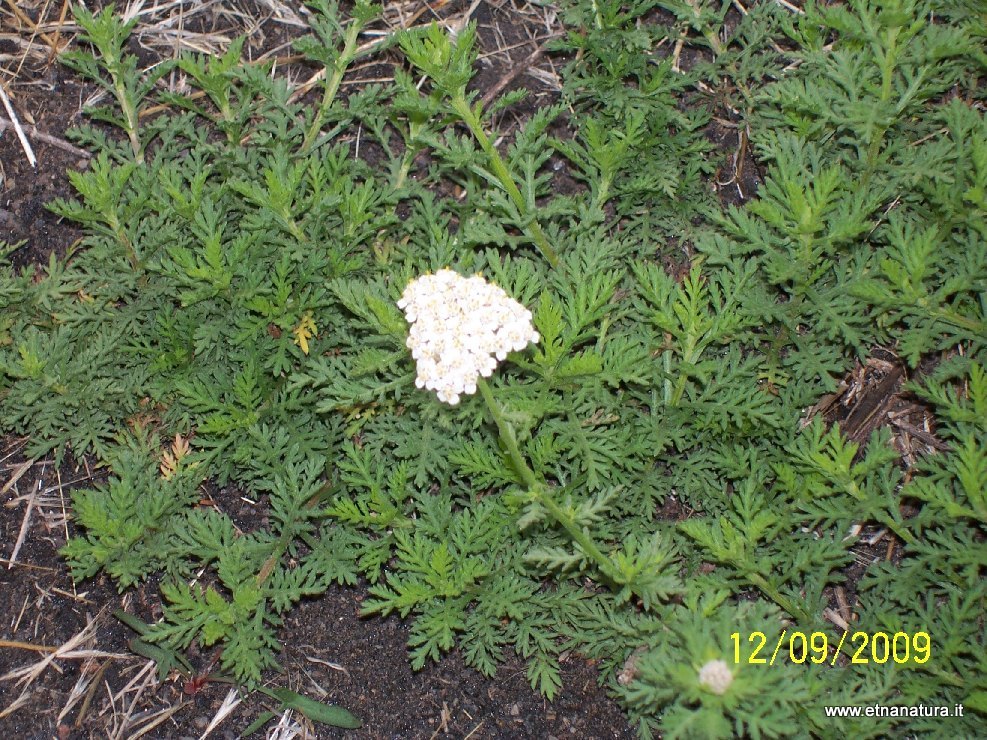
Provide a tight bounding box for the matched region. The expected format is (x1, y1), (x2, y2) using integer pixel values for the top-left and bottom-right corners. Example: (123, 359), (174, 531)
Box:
(697, 659), (733, 695)
(397, 269), (539, 405)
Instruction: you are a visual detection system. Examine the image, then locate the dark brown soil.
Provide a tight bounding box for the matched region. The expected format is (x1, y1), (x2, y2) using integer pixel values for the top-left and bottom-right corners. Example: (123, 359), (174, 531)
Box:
(0, 71), (87, 269)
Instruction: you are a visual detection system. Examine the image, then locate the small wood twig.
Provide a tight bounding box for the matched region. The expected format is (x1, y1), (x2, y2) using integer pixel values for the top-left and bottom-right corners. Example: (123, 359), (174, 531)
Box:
(49, 0), (75, 64)
(0, 638), (59, 654)
(888, 416), (951, 452)
(479, 37), (557, 110)
(0, 83), (37, 167)
(0, 118), (90, 159)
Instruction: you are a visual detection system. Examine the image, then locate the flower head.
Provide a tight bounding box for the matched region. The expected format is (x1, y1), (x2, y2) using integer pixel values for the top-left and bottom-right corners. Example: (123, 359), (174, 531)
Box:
(398, 269), (539, 405)
(697, 659), (733, 695)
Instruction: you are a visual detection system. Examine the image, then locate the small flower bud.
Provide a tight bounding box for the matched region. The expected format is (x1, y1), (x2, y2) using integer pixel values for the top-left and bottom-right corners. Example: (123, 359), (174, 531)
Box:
(697, 659), (733, 695)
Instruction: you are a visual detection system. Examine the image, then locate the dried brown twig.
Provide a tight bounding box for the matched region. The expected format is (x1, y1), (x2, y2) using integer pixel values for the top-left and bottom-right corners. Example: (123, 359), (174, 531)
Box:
(0, 117), (90, 158)
(479, 35), (560, 109)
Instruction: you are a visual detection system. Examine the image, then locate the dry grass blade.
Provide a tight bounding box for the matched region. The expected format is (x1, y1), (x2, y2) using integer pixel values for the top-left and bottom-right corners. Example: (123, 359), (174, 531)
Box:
(0, 637), (57, 653)
(6, 465), (40, 568)
(140, 28), (233, 55)
(823, 606), (850, 631)
(479, 35), (561, 109)
(0, 557), (56, 571)
(0, 688), (33, 719)
(1, 457), (33, 495)
(2, 0), (70, 56)
(0, 120), (92, 159)
(121, 703), (185, 740)
(252, 0), (306, 28)
(0, 437), (28, 464)
(107, 657), (158, 701)
(267, 709), (307, 740)
(0, 610), (129, 689)
(55, 657), (104, 725)
(103, 658), (171, 740)
(197, 686), (243, 739)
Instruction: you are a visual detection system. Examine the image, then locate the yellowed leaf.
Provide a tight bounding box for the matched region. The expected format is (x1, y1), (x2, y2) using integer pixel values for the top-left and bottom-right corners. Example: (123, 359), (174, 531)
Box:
(292, 312), (318, 355)
(160, 433), (191, 480)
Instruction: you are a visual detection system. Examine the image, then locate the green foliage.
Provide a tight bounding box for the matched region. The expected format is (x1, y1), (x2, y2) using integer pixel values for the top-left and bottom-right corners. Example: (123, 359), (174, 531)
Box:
(60, 4), (173, 162)
(61, 433), (202, 586)
(619, 596), (813, 740)
(255, 686), (362, 730)
(0, 0), (984, 736)
(400, 22), (563, 266)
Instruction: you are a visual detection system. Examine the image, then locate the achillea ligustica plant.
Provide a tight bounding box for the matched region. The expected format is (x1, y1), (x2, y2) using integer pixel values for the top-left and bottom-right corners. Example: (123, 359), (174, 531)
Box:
(0, 0), (984, 737)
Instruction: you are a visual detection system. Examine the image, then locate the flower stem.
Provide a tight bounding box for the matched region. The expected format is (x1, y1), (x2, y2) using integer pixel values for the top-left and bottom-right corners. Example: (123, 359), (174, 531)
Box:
(300, 15), (366, 155)
(449, 96), (560, 269)
(477, 379), (620, 585)
(745, 571), (815, 625)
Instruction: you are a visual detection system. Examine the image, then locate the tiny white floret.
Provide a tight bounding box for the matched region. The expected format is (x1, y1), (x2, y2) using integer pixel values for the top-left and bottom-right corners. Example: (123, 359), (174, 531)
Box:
(398, 269), (539, 405)
(697, 659), (733, 695)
